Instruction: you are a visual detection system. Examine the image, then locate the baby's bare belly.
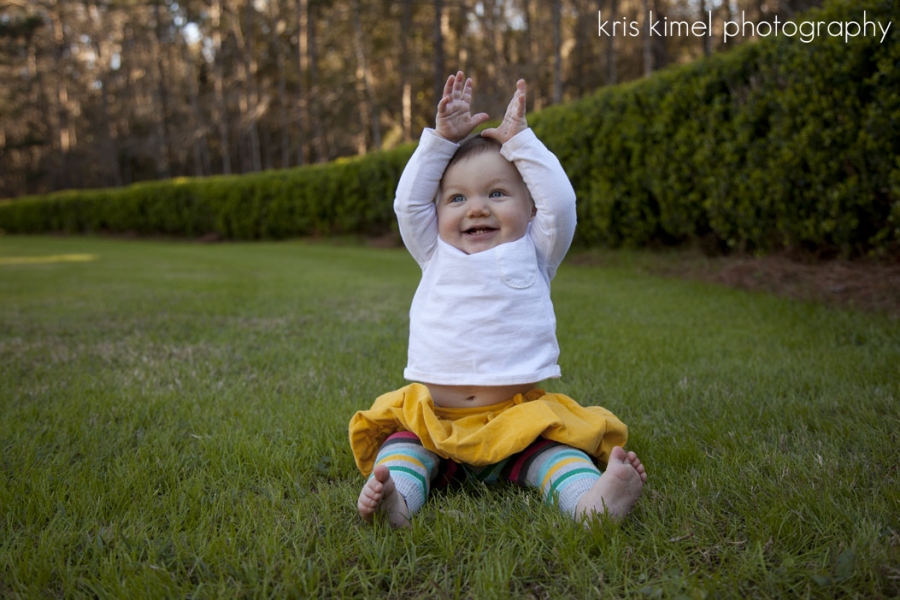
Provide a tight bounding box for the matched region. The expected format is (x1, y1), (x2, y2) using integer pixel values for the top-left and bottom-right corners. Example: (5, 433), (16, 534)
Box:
(426, 382), (538, 408)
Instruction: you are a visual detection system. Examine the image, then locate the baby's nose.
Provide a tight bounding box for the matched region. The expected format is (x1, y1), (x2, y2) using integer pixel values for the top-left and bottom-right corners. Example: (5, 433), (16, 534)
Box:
(467, 198), (491, 216)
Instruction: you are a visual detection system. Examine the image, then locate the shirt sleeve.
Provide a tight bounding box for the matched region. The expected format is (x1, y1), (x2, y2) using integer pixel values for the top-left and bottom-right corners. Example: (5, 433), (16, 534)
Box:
(500, 128), (577, 279)
(393, 128), (460, 268)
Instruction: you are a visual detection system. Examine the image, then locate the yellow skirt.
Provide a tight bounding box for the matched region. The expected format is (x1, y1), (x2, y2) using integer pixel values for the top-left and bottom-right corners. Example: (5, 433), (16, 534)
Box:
(348, 383), (628, 477)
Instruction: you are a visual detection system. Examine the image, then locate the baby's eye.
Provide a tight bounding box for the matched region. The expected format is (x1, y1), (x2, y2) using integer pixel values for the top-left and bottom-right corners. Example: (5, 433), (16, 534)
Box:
(450, 194), (465, 203)
(489, 190), (505, 198)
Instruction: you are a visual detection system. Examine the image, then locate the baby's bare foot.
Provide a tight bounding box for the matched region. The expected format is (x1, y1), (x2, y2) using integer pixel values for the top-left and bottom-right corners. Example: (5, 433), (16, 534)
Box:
(575, 446), (647, 523)
(357, 465), (410, 528)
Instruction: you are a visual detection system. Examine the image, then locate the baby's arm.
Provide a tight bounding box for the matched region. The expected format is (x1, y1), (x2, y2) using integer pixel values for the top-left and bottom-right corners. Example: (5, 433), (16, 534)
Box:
(393, 131), (457, 266)
(502, 130), (577, 276)
(487, 80), (576, 276)
(396, 71), (490, 266)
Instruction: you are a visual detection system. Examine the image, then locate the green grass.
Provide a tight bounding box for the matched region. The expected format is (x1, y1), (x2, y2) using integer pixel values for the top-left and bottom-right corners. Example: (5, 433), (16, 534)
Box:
(1, 235), (898, 598)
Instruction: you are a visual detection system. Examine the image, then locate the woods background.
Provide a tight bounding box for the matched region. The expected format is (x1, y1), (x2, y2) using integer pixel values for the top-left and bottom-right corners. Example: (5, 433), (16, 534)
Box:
(1, 0), (823, 200)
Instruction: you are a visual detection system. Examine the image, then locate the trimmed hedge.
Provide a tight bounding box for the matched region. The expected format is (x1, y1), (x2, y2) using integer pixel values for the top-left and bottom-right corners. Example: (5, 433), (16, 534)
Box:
(0, 0), (897, 256)
(532, 0), (899, 256)
(0, 145), (414, 241)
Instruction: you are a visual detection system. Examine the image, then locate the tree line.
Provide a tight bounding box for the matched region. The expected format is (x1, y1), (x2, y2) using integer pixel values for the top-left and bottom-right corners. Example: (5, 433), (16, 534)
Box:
(0, 0), (822, 199)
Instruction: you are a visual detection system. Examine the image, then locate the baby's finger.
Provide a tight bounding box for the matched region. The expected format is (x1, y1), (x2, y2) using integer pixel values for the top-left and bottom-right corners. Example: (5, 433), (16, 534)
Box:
(513, 80), (527, 117)
(442, 73), (456, 100)
(437, 93), (451, 115)
(452, 71), (465, 97)
(471, 112), (490, 128)
(514, 93), (525, 119)
(462, 77), (475, 103)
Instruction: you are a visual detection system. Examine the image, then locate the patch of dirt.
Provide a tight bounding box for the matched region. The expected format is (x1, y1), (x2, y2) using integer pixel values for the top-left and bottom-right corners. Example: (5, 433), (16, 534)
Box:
(570, 249), (900, 319)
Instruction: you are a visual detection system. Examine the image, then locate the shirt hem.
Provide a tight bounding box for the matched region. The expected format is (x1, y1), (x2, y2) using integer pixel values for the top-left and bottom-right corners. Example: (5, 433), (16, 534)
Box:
(403, 367), (562, 387)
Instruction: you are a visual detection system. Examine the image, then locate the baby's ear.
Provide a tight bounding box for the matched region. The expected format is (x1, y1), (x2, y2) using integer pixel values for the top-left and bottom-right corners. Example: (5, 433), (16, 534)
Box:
(531, 204), (537, 218)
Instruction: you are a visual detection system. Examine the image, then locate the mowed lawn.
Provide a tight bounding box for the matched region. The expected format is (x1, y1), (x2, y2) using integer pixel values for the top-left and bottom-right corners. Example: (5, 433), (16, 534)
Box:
(1, 236), (898, 598)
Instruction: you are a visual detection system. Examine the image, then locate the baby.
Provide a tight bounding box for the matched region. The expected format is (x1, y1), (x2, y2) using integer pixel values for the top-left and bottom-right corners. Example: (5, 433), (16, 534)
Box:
(349, 71), (646, 527)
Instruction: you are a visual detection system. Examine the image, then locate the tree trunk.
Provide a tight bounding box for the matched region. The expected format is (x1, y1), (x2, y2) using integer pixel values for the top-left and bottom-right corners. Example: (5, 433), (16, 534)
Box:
(523, 0), (543, 109)
(552, 0), (562, 104)
(400, 0), (413, 142)
(273, 5), (290, 169)
(244, 0), (262, 172)
(482, 0), (510, 110)
(700, 0), (711, 56)
(210, 0), (232, 174)
(606, 0), (617, 85)
(120, 22), (138, 185)
(723, 0), (733, 42)
(88, 2), (122, 187)
(455, 0), (470, 73)
(351, 0), (381, 153)
(179, 17), (211, 178)
(49, 0), (72, 189)
(434, 0), (445, 104)
(228, 0), (261, 172)
(642, 0), (653, 76)
(152, 3), (173, 179)
(306, 5), (329, 162)
(307, 2), (326, 162)
(294, 0), (308, 165)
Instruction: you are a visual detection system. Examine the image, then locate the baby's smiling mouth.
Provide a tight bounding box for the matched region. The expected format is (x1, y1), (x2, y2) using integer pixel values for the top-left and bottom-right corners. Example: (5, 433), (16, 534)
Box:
(465, 227), (497, 235)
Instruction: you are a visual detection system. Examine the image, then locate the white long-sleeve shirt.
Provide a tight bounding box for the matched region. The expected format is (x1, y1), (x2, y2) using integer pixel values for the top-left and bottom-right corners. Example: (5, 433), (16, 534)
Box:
(395, 128), (577, 386)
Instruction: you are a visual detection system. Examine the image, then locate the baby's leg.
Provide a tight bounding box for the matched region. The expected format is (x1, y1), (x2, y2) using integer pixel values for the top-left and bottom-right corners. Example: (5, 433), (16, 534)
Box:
(575, 446), (646, 522)
(508, 441), (646, 523)
(357, 432), (440, 528)
(507, 439), (604, 517)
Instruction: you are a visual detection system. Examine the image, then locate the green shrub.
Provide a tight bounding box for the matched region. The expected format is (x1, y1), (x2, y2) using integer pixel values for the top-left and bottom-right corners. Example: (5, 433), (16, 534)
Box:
(0, 144), (415, 242)
(527, 0), (898, 256)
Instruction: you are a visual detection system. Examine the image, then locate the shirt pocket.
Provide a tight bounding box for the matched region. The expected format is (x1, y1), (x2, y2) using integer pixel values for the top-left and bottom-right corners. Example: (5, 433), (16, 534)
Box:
(495, 239), (538, 289)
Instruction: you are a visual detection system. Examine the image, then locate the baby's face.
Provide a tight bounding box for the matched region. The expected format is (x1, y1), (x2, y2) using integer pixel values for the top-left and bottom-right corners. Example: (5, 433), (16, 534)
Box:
(436, 151), (535, 255)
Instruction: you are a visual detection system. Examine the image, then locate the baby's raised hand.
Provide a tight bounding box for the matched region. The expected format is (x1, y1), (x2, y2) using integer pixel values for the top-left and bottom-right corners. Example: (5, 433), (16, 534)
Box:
(481, 79), (528, 145)
(435, 71), (490, 143)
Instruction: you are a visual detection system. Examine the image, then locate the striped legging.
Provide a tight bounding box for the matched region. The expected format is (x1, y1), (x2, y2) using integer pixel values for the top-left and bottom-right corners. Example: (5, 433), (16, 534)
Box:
(371, 431), (602, 517)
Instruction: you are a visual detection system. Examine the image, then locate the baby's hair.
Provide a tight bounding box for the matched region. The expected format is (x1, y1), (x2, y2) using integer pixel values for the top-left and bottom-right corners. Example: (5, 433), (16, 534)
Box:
(446, 134), (502, 171)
